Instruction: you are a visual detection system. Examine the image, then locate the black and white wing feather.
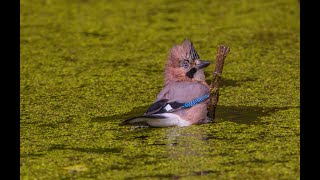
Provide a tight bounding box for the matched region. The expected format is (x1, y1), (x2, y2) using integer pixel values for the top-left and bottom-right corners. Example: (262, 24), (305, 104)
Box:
(121, 99), (184, 126)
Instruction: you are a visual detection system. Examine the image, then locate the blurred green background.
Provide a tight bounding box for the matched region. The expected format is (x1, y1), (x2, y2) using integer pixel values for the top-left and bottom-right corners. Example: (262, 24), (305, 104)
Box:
(20, 0), (300, 179)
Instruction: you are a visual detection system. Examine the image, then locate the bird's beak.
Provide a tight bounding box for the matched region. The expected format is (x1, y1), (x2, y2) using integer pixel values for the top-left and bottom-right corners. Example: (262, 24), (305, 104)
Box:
(195, 60), (210, 70)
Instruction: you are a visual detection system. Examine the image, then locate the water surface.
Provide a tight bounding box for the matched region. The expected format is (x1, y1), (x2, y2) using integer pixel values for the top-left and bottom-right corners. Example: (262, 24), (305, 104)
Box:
(20, 0), (300, 179)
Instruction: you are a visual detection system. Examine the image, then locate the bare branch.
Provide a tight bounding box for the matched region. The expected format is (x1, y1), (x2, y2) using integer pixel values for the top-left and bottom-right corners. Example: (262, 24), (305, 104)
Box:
(208, 45), (230, 119)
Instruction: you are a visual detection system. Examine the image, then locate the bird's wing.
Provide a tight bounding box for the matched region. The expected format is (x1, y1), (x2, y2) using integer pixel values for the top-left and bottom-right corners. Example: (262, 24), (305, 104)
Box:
(121, 100), (184, 126)
(121, 82), (209, 127)
(144, 82), (209, 116)
(144, 99), (184, 116)
(144, 99), (169, 115)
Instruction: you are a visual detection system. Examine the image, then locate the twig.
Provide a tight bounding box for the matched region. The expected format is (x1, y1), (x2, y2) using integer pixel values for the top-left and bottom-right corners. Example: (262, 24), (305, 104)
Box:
(208, 45), (230, 119)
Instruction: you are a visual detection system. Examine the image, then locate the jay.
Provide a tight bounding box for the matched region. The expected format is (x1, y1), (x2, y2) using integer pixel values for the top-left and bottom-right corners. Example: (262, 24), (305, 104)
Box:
(122, 39), (211, 127)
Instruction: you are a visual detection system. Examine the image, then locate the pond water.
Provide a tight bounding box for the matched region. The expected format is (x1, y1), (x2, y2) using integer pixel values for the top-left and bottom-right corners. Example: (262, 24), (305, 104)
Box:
(20, 0), (300, 179)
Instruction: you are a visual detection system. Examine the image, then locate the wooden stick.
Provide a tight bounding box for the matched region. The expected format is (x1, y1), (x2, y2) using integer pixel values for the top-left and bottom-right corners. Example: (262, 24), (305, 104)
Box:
(208, 45), (230, 119)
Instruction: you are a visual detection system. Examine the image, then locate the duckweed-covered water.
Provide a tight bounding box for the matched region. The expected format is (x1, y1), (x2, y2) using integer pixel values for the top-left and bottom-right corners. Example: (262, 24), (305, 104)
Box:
(20, 0), (300, 179)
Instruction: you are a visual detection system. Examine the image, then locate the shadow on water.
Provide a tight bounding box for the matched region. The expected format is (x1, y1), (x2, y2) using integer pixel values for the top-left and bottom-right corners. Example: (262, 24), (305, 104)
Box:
(91, 104), (298, 125)
(214, 105), (299, 125)
(91, 104), (151, 122)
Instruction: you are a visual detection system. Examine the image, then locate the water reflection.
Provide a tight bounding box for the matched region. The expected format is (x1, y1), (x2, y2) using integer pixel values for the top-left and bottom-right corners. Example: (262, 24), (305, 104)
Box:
(91, 104), (298, 178)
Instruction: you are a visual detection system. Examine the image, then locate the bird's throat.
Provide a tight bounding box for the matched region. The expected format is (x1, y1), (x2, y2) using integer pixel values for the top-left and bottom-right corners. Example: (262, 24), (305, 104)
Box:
(186, 68), (197, 78)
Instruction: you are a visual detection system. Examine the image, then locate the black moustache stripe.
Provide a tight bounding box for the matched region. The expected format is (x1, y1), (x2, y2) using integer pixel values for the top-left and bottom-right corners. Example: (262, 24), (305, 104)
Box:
(186, 68), (197, 78)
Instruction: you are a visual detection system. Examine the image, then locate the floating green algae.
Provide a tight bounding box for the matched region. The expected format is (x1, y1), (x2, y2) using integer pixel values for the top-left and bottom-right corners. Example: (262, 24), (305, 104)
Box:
(20, 0), (300, 179)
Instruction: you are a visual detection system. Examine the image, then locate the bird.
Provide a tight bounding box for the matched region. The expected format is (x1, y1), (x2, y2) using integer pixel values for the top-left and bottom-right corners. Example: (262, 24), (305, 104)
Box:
(121, 39), (212, 127)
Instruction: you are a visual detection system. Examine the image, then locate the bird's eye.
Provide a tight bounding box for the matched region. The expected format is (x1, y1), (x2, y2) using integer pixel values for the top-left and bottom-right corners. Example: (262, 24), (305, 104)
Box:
(182, 61), (189, 69)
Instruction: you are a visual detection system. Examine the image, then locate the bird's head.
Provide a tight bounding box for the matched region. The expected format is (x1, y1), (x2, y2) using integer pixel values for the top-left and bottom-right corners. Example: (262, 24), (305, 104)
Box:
(164, 39), (210, 84)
